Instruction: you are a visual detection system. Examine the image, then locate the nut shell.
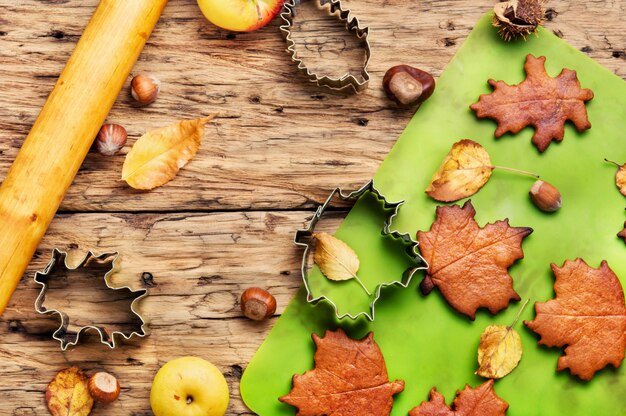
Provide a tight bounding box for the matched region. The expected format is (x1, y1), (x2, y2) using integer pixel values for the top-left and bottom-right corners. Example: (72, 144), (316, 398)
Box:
(530, 180), (562, 212)
(383, 65), (435, 107)
(88, 372), (120, 404)
(130, 74), (160, 106)
(493, 0), (544, 41)
(240, 287), (276, 321)
(96, 123), (127, 156)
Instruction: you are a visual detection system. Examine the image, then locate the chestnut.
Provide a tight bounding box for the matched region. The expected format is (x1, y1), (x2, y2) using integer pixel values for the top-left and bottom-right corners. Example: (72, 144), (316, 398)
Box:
(240, 287), (276, 321)
(88, 372), (120, 404)
(382, 65), (435, 108)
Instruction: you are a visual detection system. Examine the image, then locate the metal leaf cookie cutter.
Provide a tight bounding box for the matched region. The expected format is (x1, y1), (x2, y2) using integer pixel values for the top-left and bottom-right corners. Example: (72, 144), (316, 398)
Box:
(279, 0), (372, 92)
(34, 249), (148, 350)
(295, 180), (427, 321)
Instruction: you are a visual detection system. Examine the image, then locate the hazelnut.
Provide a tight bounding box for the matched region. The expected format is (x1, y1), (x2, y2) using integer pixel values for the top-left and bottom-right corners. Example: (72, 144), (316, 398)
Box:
(530, 180), (562, 212)
(383, 65), (435, 107)
(88, 372), (120, 404)
(130, 73), (160, 106)
(240, 287), (276, 321)
(96, 123), (127, 156)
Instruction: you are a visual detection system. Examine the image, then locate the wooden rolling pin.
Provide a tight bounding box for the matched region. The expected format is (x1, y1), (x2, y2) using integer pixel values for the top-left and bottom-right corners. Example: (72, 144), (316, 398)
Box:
(0, 0), (169, 314)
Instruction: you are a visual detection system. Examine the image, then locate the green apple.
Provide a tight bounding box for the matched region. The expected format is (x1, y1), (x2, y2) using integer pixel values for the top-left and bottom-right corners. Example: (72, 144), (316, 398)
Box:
(197, 0), (285, 32)
(150, 356), (229, 416)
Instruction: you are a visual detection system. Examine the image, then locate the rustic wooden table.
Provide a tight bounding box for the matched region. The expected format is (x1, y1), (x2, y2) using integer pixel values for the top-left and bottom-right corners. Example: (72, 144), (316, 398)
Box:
(0, 0), (623, 414)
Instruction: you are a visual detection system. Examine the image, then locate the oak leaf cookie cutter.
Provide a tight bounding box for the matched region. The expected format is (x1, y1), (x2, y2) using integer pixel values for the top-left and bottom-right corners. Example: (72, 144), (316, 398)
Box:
(279, 0), (372, 92)
(295, 180), (427, 321)
(34, 249), (148, 351)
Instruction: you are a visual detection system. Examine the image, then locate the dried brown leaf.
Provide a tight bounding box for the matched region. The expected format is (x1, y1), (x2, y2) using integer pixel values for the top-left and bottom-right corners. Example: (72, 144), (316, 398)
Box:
(45, 367), (94, 416)
(426, 139), (493, 202)
(121, 114), (217, 190)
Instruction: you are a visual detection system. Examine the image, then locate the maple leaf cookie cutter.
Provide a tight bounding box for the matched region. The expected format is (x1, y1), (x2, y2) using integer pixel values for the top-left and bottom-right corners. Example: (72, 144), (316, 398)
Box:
(34, 249), (148, 351)
(279, 0), (372, 92)
(295, 180), (427, 321)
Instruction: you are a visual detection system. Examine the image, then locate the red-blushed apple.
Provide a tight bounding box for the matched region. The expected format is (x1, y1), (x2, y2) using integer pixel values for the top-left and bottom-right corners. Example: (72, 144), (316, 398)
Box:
(197, 0), (285, 32)
(150, 356), (229, 416)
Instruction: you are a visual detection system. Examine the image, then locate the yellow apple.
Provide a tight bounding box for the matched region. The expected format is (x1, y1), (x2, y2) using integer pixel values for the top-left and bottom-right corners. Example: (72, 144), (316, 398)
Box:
(197, 0), (285, 32)
(150, 356), (229, 416)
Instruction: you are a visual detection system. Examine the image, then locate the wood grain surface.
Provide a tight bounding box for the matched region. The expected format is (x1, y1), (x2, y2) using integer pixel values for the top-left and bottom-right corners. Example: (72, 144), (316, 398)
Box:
(0, 0), (624, 414)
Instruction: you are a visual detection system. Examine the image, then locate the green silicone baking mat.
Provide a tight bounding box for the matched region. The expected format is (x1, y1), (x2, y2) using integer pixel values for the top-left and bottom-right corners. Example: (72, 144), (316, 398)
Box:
(241, 12), (626, 415)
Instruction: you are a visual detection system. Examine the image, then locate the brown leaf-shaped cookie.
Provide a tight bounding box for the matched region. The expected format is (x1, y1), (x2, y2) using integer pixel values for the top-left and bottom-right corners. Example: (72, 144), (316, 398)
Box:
(525, 259), (626, 380)
(409, 380), (509, 416)
(417, 201), (532, 319)
(279, 328), (404, 416)
(470, 54), (593, 152)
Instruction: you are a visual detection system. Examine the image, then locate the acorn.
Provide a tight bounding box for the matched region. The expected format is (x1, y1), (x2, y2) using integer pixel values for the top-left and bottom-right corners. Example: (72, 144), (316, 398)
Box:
(492, 0), (544, 42)
(529, 180), (561, 212)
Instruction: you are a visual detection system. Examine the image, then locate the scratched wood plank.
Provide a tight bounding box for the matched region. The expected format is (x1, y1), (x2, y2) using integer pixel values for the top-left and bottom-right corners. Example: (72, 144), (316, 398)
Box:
(0, 210), (343, 415)
(0, 0), (623, 211)
(0, 0), (624, 415)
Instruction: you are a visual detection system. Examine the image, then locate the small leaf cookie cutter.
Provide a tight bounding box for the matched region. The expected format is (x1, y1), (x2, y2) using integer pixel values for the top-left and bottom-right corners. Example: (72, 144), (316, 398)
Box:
(295, 180), (427, 321)
(279, 0), (372, 92)
(34, 249), (148, 351)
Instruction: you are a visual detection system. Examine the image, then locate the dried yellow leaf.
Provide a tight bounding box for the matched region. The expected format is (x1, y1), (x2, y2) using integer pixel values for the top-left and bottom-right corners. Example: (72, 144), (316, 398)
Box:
(476, 324), (522, 379)
(121, 114), (217, 190)
(426, 139), (493, 202)
(606, 159), (626, 196)
(617, 167), (626, 196)
(313, 232), (371, 296)
(45, 367), (94, 416)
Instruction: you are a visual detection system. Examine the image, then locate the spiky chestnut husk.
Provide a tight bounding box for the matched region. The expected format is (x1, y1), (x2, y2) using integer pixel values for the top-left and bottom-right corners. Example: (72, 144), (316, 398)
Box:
(493, 0), (544, 42)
